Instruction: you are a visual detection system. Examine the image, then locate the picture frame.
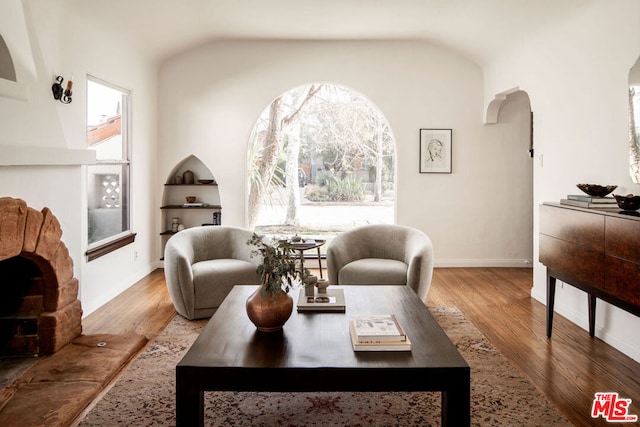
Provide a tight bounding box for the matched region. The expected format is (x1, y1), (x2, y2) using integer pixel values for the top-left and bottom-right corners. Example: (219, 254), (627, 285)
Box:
(419, 129), (452, 173)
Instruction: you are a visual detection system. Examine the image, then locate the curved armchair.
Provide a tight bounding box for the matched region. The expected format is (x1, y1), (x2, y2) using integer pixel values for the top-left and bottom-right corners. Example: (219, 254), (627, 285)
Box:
(327, 224), (434, 302)
(164, 226), (262, 320)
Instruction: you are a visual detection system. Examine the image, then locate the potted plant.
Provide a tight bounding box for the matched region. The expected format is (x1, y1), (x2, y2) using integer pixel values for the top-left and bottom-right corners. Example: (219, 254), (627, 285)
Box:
(245, 233), (309, 332)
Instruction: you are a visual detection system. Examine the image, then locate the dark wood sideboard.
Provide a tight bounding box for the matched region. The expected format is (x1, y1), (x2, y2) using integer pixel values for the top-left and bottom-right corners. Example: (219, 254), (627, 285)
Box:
(539, 202), (640, 338)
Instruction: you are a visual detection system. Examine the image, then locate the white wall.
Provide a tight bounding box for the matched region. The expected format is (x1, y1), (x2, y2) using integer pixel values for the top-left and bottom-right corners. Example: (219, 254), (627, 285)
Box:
(157, 40), (533, 267)
(0, 0), (158, 316)
(484, 0), (640, 361)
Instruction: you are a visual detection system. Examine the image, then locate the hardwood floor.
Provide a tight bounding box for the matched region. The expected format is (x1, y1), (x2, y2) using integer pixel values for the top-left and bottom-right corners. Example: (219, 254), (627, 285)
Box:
(82, 267), (640, 426)
(426, 267), (640, 427)
(82, 269), (175, 338)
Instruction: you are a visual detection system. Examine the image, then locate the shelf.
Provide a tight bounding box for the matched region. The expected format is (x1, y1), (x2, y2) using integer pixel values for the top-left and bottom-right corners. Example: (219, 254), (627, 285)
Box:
(160, 224), (222, 236)
(161, 156), (222, 261)
(164, 183), (217, 186)
(161, 205), (222, 209)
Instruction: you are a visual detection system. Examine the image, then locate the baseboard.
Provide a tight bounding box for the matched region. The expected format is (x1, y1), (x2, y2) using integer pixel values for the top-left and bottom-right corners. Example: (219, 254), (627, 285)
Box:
(158, 258), (532, 270)
(434, 259), (533, 268)
(82, 264), (156, 318)
(158, 259), (531, 270)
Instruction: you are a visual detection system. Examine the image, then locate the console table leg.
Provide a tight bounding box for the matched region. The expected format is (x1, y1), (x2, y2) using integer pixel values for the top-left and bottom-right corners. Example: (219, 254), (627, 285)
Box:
(588, 294), (596, 337)
(546, 273), (556, 338)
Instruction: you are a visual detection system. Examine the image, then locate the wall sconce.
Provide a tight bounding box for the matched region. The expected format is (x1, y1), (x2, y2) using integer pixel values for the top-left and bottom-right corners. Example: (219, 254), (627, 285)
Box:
(52, 75), (73, 104)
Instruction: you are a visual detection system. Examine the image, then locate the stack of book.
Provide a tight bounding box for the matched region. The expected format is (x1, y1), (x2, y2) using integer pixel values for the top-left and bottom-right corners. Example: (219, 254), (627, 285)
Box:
(297, 288), (346, 312)
(560, 195), (618, 209)
(348, 314), (412, 351)
(182, 202), (207, 207)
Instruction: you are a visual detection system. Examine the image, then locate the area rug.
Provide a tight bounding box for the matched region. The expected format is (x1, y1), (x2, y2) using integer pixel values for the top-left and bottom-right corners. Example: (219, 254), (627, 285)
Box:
(79, 308), (571, 426)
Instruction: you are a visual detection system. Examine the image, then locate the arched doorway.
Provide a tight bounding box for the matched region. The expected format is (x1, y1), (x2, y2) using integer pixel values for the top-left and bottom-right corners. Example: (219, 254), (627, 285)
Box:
(486, 89), (534, 264)
(247, 83), (396, 245)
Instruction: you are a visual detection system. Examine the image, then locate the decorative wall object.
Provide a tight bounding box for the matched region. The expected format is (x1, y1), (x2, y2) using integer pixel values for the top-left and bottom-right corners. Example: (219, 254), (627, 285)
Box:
(419, 129), (452, 173)
(51, 75), (73, 104)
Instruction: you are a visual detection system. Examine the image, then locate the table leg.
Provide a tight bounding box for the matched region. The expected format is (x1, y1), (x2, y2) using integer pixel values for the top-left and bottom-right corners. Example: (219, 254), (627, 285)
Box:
(298, 250), (305, 273)
(588, 294), (596, 337)
(441, 380), (471, 426)
(176, 373), (204, 427)
(316, 247), (323, 278)
(546, 273), (556, 338)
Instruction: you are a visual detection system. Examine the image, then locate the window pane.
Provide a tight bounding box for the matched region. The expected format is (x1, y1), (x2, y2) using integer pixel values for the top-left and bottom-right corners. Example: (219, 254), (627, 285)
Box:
(87, 79), (126, 160)
(247, 83), (396, 246)
(87, 164), (129, 245)
(87, 77), (131, 250)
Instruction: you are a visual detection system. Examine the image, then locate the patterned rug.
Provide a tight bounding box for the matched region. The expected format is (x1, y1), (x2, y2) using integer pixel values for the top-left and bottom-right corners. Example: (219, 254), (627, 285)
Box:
(79, 307), (571, 426)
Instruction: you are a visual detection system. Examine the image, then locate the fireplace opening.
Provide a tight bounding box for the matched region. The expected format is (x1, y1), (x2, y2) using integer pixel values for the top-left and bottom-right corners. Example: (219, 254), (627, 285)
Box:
(0, 256), (44, 357)
(0, 197), (83, 358)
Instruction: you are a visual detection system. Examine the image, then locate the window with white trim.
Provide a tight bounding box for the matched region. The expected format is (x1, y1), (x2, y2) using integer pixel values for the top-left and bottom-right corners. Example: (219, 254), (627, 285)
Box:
(86, 77), (132, 255)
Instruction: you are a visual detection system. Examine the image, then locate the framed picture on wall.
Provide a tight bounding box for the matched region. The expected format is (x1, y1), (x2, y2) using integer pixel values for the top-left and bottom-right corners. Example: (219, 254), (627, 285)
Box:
(419, 128), (452, 173)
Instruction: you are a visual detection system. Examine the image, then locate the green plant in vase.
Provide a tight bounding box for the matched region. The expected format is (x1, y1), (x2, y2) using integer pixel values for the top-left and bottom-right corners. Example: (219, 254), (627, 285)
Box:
(248, 233), (309, 294)
(245, 233), (310, 331)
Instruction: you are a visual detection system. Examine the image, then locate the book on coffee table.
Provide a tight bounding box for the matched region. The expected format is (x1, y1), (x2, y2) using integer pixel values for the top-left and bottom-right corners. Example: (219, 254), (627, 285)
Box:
(349, 315), (412, 352)
(297, 288), (346, 312)
(350, 314), (407, 342)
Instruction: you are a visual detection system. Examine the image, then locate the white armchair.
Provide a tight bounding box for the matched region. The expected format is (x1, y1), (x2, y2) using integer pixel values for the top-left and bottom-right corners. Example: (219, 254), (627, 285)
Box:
(164, 226), (262, 320)
(326, 224), (434, 302)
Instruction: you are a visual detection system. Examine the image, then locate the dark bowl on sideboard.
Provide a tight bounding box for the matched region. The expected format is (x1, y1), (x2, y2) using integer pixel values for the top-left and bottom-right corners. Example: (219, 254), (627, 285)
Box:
(613, 194), (640, 211)
(576, 184), (617, 197)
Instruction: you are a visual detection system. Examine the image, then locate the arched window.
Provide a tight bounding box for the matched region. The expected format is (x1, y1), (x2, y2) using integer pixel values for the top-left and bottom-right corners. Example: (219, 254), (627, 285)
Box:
(247, 83), (396, 244)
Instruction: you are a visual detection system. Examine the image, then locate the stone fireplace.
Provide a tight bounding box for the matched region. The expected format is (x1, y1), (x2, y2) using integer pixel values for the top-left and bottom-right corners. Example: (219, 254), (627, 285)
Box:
(0, 197), (82, 356)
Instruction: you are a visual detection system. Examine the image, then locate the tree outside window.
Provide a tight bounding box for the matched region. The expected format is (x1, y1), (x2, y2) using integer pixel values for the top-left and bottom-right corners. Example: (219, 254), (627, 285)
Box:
(248, 83), (395, 242)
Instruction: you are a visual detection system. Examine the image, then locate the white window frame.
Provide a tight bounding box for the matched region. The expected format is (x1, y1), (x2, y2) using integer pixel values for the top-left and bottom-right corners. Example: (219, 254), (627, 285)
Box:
(85, 75), (135, 261)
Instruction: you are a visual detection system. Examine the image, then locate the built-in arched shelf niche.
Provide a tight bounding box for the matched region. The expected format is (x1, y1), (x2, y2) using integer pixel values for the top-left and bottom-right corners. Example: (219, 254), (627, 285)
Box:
(164, 155), (217, 187)
(159, 155), (222, 260)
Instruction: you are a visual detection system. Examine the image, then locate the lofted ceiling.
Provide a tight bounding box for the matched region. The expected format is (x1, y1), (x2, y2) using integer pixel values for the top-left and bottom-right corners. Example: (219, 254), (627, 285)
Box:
(69, 0), (591, 65)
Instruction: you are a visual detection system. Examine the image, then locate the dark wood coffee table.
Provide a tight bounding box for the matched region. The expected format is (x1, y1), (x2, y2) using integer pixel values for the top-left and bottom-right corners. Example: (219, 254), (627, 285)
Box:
(176, 285), (470, 426)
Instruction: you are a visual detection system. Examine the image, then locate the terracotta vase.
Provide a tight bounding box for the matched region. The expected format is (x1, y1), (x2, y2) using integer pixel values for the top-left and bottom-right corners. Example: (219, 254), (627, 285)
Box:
(246, 280), (293, 332)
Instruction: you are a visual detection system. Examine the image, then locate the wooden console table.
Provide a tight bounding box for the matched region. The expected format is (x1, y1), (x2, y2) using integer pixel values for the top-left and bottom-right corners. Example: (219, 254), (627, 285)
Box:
(539, 203), (640, 338)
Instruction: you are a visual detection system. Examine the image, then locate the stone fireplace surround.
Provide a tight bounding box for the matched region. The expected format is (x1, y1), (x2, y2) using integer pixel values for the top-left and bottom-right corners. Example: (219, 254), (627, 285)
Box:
(0, 197), (82, 355)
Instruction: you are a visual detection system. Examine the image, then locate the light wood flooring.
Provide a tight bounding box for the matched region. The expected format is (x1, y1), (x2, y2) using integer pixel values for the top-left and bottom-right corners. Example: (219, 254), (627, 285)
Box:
(82, 267), (640, 426)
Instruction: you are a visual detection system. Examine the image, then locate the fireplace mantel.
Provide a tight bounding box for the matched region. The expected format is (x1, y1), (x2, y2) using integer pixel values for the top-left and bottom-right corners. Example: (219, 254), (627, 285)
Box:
(0, 146), (96, 166)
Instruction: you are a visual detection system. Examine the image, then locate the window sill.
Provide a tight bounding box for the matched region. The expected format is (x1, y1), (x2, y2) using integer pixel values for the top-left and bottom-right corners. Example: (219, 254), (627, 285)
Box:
(86, 232), (136, 262)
